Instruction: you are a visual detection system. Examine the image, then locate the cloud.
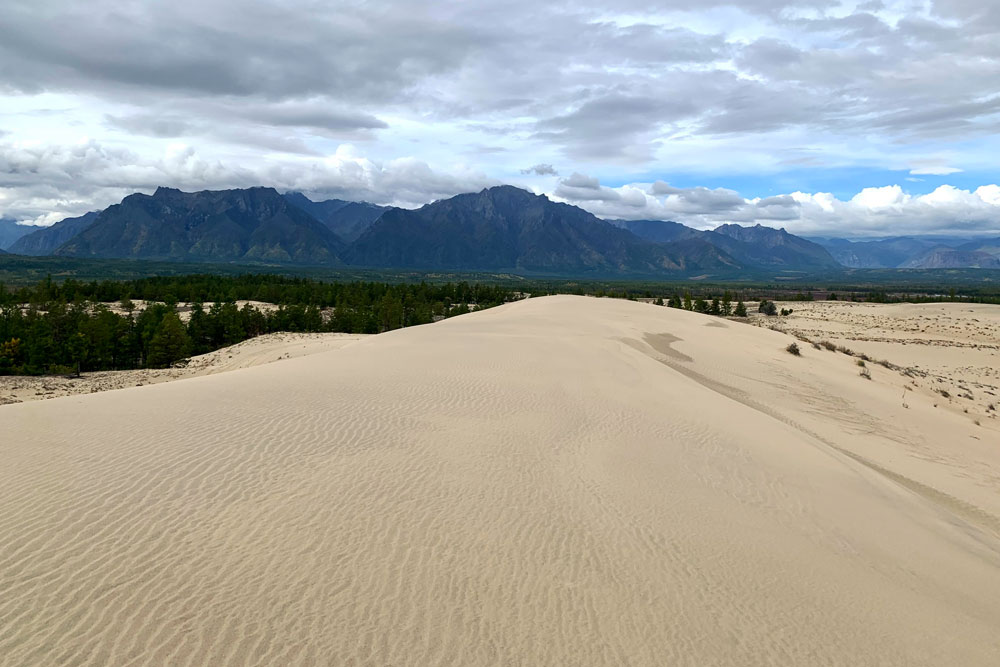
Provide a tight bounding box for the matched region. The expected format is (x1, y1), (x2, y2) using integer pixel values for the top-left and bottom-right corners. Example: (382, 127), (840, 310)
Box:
(552, 173), (1000, 237)
(909, 166), (964, 176)
(520, 163), (557, 176)
(1, 0), (998, 235)
(0, 139), (494, 224)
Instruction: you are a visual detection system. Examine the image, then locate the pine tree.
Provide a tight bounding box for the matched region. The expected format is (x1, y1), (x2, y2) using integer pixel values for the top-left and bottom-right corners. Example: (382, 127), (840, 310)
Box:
(148, 312), (190, 368)
(734, 301), (747, 317)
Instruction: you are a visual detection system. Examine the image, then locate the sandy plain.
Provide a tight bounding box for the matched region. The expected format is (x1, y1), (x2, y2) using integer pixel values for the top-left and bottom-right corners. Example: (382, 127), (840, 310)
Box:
(1, 295), (999, 666)
(751, 300), (1000, 423)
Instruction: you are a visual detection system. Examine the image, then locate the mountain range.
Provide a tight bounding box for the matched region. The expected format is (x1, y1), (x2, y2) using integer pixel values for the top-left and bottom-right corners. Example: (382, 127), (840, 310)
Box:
(810, 236), (1000, 269)
(1, 185), (997, 276)
(611, 219), (841, 271)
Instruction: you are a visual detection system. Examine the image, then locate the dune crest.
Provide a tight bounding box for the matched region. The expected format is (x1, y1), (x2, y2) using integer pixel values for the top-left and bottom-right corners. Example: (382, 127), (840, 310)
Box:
(2, 295), (999, 666)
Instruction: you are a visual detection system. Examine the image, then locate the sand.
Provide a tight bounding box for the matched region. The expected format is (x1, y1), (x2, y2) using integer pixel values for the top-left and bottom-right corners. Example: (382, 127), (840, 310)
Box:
(751, 300), (1000, 422)
(2, 295), (999, 666)
(0, 332), (366, 405)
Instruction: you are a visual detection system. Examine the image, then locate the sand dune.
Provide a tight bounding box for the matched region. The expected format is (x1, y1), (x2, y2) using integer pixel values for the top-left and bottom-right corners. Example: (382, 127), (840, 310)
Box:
(2, 295), (999, 666)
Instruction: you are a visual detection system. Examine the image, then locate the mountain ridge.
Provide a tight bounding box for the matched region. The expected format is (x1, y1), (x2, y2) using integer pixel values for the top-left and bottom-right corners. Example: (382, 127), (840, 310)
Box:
(55, 187), (344, 265)
(6, 184), (995, 276)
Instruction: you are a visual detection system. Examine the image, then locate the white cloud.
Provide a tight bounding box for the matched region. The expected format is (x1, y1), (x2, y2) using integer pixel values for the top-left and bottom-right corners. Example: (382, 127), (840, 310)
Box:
(0, 139), (494, 224)
(554, 174), (1000, 237)
(910, 166), (963, 175)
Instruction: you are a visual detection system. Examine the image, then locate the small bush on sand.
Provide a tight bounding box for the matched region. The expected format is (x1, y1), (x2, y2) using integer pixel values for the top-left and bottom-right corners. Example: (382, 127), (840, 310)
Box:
(856, 359), (866, 367)
(859, 367), (871, 380)
(786, 342), (801, 356)
(820, 340), (837, 351)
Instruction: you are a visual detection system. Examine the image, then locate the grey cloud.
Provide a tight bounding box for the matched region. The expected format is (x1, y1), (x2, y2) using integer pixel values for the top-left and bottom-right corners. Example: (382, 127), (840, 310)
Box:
(561, 173), (600, 189)
(3, 0), (997, 161)
(104, 114), (193, 138)
(554, 173), (624, 203)
(0, 1), (487, 102)
(757, 195), (800, 207)
(521, 164), (558, 176)
(239, 103), (387, 132)
(535, 94), (697, 161)
(103, 112), (320, 155)
(648, 181), (744, 211)
(651, 181), (682, 195)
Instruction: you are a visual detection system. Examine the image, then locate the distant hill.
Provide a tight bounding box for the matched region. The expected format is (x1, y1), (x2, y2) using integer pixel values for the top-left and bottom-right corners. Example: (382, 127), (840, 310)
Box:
(56, 187), (344, 265)
(8, 212), (100, 256)
(345, 186), (740, 274)
(957, 238), (1000, 259)
(812, 236), (1000, 268)
(902, 248), (1000, 269)
(0, 219), (35, 250)
(283, 192), (388, 242)
(615, 218), (840, 272)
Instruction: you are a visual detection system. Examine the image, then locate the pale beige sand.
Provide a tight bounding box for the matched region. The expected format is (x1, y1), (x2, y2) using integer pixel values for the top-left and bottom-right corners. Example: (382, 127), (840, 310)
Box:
(0, 332), (366, 405)
(751, 300), (1000, 423)
(2, 295), (999, 666)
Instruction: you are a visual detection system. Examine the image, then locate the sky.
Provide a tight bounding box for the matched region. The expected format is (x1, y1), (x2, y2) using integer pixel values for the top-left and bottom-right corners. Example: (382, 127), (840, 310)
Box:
(0, 0), (998, 238)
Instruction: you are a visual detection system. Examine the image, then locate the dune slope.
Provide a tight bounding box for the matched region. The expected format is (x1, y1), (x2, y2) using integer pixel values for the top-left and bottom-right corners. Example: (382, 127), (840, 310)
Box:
(2, 295), (999, 666)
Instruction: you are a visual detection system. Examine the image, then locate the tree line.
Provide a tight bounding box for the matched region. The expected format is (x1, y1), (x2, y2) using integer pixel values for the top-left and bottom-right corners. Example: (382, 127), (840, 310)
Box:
(0, 275), (515, 375)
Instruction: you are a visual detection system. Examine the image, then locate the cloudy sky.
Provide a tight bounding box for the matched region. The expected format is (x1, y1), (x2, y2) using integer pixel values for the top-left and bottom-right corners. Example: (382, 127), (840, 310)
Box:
(1, 0), (998, 237)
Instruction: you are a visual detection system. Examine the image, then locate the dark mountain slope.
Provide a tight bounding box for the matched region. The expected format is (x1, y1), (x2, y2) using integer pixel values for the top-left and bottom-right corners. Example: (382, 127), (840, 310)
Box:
(56, 187), (344, 265)
(7, 212), (100, 256)
(0, 219), (35, 250)
(283, 192), (388, 242)
(608, 219), (703, 244)
(345, 186), (740, 274)
(711, 224), (841, 270)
